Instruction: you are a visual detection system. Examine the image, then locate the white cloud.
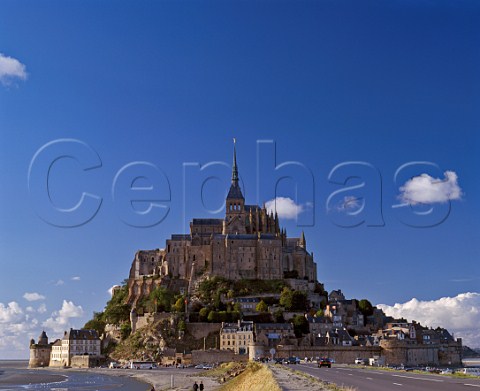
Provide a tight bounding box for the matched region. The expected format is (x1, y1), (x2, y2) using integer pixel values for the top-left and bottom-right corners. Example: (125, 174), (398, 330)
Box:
(42, 300), (84, 334)
(0, 301), (39, 358)
(23, 292), (46, 302)
(398, 171), (462, 205)
(336, 196), (362, 211)
(0, 302), (24, 323)
(377, 292), (480, 348)
(37, 303), (47, 314)
(71, 276), (81, 281)
(54, 279), (65, 286)
(265, 197), (305, 220)
(0, 53), (27, 86)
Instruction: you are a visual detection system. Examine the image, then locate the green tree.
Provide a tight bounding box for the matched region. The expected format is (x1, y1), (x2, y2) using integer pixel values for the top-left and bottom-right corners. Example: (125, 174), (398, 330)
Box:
(280, 287), (293, 308)
(315, 309), (324, 317)
(280, 288), (308, 311)
(199, 307), (209, 321)
(273, 309), (285, 323)
(83, 315), (106, 336)
(256, 300), (268, 313)
(291, 291), (308, 311)
(173, 297), (185, 313)
(102, 283), (131, 325)
(148, 287), (174, 312)
(292, 315), (309, 337)
(178, 319), (186, 332)
(207, 310), (219, 322)
(358, 299), (374, 316)
(218, 311), (228, 322)
(120, 323), (132, 340)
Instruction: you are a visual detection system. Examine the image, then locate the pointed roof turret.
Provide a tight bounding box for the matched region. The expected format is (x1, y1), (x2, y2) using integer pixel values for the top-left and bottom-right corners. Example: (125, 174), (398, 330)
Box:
(300, 230), (306, 248)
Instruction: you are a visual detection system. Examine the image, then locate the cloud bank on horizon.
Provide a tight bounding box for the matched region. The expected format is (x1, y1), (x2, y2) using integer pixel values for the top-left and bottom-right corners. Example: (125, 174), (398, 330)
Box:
(0, 53), (27, 86)
(377, 292), (480, 348)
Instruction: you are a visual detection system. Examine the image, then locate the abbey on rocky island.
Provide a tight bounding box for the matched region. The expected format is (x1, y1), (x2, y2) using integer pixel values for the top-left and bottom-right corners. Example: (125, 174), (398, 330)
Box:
(127, 142), (317, 305)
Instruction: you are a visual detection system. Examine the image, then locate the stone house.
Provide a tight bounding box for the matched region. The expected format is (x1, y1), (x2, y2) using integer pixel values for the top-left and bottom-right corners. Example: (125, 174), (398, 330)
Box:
(49, 329), (101, 367)
(220, 320), (254, 355)
(254, 323), (295, 347)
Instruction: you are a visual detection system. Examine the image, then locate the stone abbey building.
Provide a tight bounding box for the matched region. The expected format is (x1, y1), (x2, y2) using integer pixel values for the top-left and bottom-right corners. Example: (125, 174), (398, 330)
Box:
(127, 143), (317, 305)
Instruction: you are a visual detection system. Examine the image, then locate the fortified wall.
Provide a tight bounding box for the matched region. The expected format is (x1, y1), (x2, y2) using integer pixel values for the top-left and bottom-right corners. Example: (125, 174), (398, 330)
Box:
(192, 349), (249, 364)
(380, 339), (463, 366)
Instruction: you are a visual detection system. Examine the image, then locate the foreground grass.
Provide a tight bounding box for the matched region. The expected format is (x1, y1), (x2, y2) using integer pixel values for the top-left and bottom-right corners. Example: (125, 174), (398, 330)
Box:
(280, 365), (357, 391)
(197, 362), (246, 380)
(219, 362), (281, 391)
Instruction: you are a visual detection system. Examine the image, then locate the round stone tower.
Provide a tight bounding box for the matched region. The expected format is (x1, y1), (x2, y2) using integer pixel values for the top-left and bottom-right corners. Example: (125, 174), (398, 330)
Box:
(28, 331), (52, 368)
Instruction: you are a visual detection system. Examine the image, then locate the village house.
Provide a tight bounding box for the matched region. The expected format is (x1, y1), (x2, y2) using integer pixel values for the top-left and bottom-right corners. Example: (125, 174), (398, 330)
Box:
(254, 323), (296, 347)
(220, 320), (254, 355)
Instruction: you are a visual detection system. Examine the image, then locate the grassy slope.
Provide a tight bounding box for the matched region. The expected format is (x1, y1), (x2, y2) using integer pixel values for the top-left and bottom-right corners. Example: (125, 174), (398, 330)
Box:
(219, 362), (281, 391)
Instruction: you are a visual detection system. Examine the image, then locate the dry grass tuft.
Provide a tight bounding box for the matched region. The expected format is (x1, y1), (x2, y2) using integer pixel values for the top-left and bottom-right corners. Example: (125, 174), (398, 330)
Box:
(219, 362), (281, 391)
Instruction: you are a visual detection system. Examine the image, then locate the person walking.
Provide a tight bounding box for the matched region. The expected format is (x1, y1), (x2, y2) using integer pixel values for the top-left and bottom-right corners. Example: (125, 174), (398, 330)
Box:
(199, 380), (204, 390)
(193, 381), (199, 391)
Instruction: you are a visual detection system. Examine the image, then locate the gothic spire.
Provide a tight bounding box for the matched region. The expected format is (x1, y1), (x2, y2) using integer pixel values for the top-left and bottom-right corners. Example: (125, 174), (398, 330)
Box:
(226, 138), (244, 200)
(232, 137), (238, 185)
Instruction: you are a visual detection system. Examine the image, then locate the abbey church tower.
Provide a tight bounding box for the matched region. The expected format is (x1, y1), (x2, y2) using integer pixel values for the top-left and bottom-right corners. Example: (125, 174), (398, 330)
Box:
(223, 139), (247, 235)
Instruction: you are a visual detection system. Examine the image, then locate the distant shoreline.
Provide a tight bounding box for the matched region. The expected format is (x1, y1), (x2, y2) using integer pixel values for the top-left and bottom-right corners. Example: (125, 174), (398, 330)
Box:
(464, 358), (480, 367)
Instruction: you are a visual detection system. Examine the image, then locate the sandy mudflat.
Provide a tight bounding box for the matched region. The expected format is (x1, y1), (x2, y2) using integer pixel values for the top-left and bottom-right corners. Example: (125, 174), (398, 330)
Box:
(70, 367), (221, 391)
(0, 371), (67, 386)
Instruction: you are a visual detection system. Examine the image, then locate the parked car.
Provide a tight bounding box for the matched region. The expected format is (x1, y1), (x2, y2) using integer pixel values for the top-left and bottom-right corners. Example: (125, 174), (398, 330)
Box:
(287, 356), (300, 364)
(317, 358), (332, 368)
(108, 362), (122, 369)
(355, 358), (365, 365)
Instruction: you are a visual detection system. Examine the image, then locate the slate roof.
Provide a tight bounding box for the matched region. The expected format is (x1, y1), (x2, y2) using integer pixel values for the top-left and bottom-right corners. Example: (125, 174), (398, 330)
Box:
(226, 183), (244, 200)
(63, 329), (99, 341)
(192, 218), (223, 225)
(170, 234), (192, 241)
(255, 323), (294, 331)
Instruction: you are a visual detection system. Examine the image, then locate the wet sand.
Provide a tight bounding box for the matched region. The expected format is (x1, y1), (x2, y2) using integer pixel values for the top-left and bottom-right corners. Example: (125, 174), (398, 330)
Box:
(0, 371), (67, 386)
(0, 361), (148, 390)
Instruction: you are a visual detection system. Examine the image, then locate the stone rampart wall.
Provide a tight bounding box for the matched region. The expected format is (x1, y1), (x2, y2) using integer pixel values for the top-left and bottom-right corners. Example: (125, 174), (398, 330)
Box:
(276, 345), (381, 364)
(192, 349), (249, 364)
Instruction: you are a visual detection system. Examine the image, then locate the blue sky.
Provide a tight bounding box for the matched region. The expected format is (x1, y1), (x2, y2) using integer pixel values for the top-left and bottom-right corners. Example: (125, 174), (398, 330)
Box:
(1, 0), (479, 358)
